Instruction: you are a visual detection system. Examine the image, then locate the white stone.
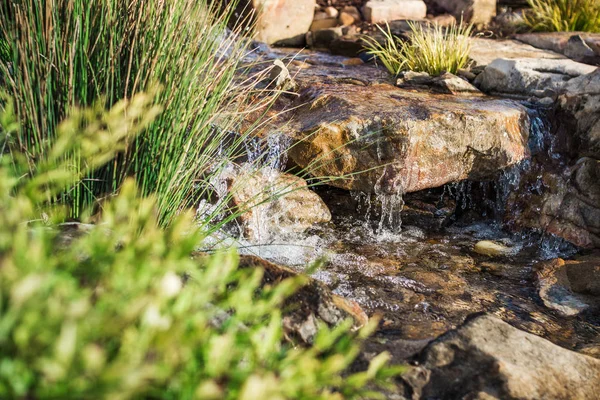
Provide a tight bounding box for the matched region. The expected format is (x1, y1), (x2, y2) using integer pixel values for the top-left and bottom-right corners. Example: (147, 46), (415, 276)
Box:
(362, 0), (427, 23)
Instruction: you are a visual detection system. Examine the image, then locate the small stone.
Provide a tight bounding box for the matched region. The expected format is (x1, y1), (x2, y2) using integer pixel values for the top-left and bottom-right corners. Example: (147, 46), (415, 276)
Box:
(324, 6), (339, 18)
(538, 96), (554, 106)
(535, 258), (592, 317)
(341, 57), (364, 66)
(339, 6), (361, 26)
(308, 27), (343, 49)
(313, 11), (329, 21)
(310, 17), (339, 31)
(473, 240), (514, 257)
(429, 13), (456, 27)
(457, 68), (476, 81)
(269, 59), (298, 92)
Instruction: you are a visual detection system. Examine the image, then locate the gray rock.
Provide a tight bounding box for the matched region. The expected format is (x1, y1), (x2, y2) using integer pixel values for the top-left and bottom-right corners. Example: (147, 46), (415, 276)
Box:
(474, 57), (597, 98)
(559, 68), (600, 159)
(362, 0), (427, 23)
(414, 314), (600, 399)
(469, 38), (566, 68)
(564, 34), (597, 60)
(516, 32), (600, 59)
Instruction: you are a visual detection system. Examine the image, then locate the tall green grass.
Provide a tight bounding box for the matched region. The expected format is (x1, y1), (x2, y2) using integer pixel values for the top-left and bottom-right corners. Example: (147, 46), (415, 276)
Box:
(0, 0), (272, 225)
(524, 0), (600, 32)
(362, 22), (473, 76)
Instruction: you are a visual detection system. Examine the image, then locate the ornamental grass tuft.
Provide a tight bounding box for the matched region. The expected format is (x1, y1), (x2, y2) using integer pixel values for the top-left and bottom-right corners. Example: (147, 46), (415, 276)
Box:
(362, 21), (473, 77)
(524, 0), (600, 33)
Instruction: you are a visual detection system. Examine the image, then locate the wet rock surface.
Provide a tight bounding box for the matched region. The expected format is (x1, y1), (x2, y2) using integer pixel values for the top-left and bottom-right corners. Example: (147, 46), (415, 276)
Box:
(234, 43), (600, 397)
(413, 314), (600, 400)
(284, 80), (529, 194)
(507, 69), (600, 249)
(535, 255), (600, 317)
(217, 164), (331, 241)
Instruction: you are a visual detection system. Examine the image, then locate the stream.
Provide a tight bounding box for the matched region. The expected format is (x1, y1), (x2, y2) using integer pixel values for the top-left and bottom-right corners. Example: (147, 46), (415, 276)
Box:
(219, 98), (600, 360)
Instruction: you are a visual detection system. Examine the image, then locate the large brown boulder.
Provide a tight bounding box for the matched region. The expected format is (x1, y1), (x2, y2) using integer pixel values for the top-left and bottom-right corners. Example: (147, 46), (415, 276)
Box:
(411, 314), (600, 399)
(285, 82), (530, 194)
(234, 0), (316, 45)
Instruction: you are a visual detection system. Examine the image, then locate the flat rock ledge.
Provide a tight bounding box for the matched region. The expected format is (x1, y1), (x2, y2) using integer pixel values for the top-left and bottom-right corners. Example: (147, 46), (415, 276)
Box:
(285, 81), (531, 194)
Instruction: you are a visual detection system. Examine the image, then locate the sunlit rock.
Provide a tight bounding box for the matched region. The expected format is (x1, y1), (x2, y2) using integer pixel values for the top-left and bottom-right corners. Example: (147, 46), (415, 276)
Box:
(362, 0), (427, 23)
(284, 82), (530, 194)
(426, 0), (496, 26)
(233, 0), (316, 45)
(220, 164), (331, 242)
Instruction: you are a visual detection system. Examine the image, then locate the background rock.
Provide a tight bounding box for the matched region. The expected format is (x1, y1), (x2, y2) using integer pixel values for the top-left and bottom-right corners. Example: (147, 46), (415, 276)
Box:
(234, 0), (316, 45)
(426, 0), (496, 26)
(535, 255), (600, 317)
(362, 0), (427, 23)
(559, 69), (600, 160)
(468, 38), (566, 67)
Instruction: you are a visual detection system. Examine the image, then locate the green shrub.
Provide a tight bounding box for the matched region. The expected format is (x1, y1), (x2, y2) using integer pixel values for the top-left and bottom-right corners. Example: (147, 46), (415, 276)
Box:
(362, 21), (473, 76)
(0, 0), (273, 224)
(524, 0), (600, 32)
(0, 96), (402, 399)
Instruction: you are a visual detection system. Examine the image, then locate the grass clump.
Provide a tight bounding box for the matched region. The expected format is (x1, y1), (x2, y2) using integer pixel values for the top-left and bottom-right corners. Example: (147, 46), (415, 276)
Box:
(524, 0), (600, 32)
(0, 95), (403, 399)
(362, 22), (473, 77)
(0, 0), (273, 225)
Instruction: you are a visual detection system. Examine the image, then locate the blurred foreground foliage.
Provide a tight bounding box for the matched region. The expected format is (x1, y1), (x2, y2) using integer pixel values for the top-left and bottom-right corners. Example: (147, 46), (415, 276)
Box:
(0, 95), (403, 399)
